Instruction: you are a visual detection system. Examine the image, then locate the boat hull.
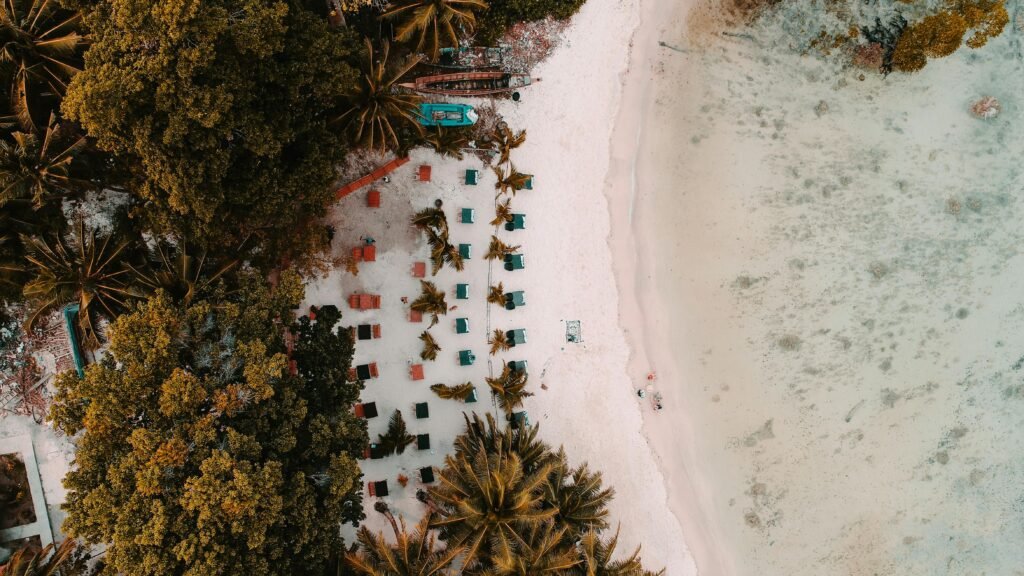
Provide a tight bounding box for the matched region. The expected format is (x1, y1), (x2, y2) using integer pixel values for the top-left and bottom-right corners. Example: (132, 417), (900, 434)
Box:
(401, 72), (533, 96)
(417, 103), (479, 127)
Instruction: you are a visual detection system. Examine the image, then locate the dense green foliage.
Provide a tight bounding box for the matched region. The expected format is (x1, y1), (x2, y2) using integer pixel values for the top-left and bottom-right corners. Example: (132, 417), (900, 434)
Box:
(62, 0), (361, 262)
(49, 274), (367, 576)
(420, 413), (661, 574)
(475, 0), (588, 42)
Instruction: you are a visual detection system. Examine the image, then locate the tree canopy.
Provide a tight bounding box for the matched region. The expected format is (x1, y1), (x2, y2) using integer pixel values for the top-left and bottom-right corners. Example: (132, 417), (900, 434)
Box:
(62, 0), (362, 261)
(49, 273), (367, 576)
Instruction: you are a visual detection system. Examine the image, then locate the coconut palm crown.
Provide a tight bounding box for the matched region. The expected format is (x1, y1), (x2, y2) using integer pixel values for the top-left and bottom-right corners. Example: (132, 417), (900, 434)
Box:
(382, 0), (488, 62)
(336, 39), (422, 151)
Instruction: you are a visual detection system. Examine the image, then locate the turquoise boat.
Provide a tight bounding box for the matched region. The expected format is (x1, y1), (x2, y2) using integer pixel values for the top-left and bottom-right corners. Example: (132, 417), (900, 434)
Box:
(418, 103), (478, 127)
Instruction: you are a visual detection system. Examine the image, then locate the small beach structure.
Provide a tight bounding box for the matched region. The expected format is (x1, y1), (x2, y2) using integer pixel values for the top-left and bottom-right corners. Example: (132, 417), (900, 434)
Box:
(459, 243), (472, 259)
(459, 350), (476, 366)
(368, 480), (389, 497)
(505, 291), (526, 310)
(417, 103), (478, 127)
(456, 318), (469, 334)
(504, 253), (525, 271)
(419, 466), (435, 483)
(417, 434), (431, 450)
(507, 329), (527, 347)
(465, 169), (479, 185)
(415, 402), (429, 419)
(505, 213), (526, 231)
(348, 293), (381, 309)
(460, 208), (475, 223)
(399, 72), (533, 97)
(410, 364), (425, 381)
(353, 324), (382, 340)
(349, 363), (380, 381)
(456, 283), (469, 299)
(355, 402), (379, 418)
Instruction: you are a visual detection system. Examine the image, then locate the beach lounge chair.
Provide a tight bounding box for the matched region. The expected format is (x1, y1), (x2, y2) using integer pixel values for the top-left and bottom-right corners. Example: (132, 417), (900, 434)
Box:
(348, 294), (381, 310)
(459, 350), (476, 366)
(420, 466), (435, 483)
(367, 190), (381, 208)
(505, 291), (526, 310)
(417, 434), (431, 450)
(459, 243), (471, 259)
(456, 318), (469, 334)
(409, 309), (423, 323)
(354, 324), (382, 340)
(510, 411), (530, 430)
(465, 169), (479, 185)
(466, 388), (478, 403)
(504, 254), (524, 271)
(461, 208), (475, 223)
(505, 213), (525, 231)
(353, 245), (377, 262)
(456, 283), (469, 300)
(523, 176), (533, 190)
(350, 362), (379, 381)
(507, 329), (527, 347)
(415, 402), (429, 419)
(508, 360), (527, 373)
(410, 364), (425, 380)
(368, 480), (389, 496)
(366, 443), (385, 459)
(412, 262), (426, 278)
(417, 165), (432, 182)
(355, 402), (378, 419)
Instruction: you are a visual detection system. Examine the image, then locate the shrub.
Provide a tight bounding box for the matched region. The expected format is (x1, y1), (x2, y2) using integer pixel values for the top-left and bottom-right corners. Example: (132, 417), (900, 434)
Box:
(475, 0), (587, 43)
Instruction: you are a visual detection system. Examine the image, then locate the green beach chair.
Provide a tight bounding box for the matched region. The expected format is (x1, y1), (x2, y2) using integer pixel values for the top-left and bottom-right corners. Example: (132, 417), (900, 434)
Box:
(466, 169), (479, 185)
(505, 213), (525, 231)
(456, 318), (469, 334)
(507, 329), (527, 347)
(523, 176), (533, 190)
(505, 291), (525, 310)
(456, 283), (469, 299)
(504, 253), (524, 271)
(508, 360), (527, 373)
(415, 402), (429, 419)
(461, 208), (475, 223)
(459, 243), (472, 259)
(459, 350), (476, 366)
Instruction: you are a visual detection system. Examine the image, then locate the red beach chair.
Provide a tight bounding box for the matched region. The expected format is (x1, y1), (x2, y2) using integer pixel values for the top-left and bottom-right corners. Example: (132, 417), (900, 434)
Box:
(417, 165), (432, 182)
(412, 262), (426, 278)
(367, 190), (381, 207)
(410, 364), (424, 381)
(409, 310), (423, 323)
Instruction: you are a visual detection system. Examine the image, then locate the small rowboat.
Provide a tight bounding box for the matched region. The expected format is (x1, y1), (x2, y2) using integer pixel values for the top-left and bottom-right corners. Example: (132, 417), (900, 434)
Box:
(435, 46), (507, 69)
(401, 72), (534, 97)
(417, 103), (479, 127)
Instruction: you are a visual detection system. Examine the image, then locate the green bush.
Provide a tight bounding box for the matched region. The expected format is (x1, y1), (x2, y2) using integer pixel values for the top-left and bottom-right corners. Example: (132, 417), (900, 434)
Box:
(475, 0), (588, 43)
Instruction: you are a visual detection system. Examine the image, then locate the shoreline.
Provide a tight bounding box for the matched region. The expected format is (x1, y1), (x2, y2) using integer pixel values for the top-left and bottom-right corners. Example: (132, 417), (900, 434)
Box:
(603, 0), (734, 574)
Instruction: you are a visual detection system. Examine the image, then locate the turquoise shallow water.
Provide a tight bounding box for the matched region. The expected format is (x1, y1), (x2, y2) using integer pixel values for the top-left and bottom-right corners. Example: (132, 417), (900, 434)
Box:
(641, 1), (1024, 573)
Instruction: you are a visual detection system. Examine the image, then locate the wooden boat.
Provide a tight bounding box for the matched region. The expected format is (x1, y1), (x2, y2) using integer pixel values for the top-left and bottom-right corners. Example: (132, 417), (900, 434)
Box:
(417, 103), (479, 127)
(435, 46), (507, 69)
(401, 72), (534, 96)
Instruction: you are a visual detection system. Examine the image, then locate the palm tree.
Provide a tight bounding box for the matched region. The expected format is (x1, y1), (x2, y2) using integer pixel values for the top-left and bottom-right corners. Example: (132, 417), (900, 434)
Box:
(419, 330), (441, 361)
(346, 509), (463, 575)
(485, 362), (532, 414)
(453, 412), (551, 471)
(428, 445), (557, 565)
(134, 241), (240, 305)
(485, 235), (519, 261)
(545, 448), (614, 536)
(424, 126), (469, 159)
(411, 206), (448, 234)
(484, 521), (580, 576)
(382, 0), (488, 62)
(430, 382), (476, 401)
(492, 165), (531, 197)
(0, 115), (88, 209)
(492, 124), (526, 166)
(22, 220), (144, 347)
(491, 198), (513, 227)
(336, 39), (423, 151)
(378, 409), (416, 456)
(487, 282), (505, 306)
(0, 0), (86, 132)
(488, 328), (510, 356)
(411, 279), (447, 327)
(574, 527), (665, 576)
(428, 231), (464, 275)
(2, 538), (79, 576)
